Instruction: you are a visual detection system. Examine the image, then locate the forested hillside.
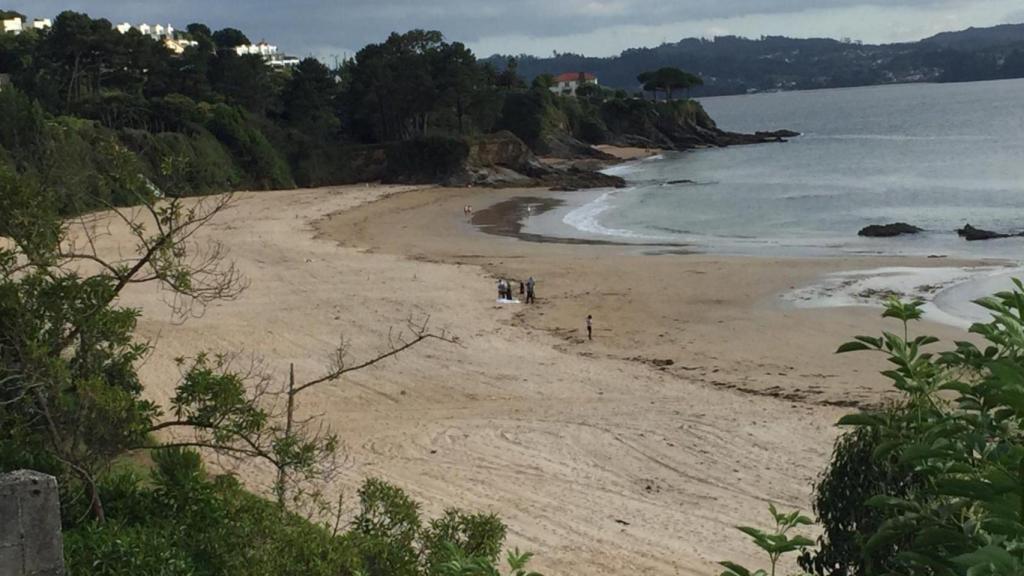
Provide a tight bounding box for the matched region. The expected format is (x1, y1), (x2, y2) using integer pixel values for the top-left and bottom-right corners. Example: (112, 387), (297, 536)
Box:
(489, 23), (1024, 96)
(0, 11), (794, 214)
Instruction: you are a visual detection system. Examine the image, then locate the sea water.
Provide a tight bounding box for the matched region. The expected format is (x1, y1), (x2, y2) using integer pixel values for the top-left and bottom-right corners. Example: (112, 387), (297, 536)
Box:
(522, 79), (1024, 325)
(550, 78), (1024, 259)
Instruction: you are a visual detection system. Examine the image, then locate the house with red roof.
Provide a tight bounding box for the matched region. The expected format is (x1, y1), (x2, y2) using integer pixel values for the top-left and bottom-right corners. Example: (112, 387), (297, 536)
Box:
(550, 72), (598, 96)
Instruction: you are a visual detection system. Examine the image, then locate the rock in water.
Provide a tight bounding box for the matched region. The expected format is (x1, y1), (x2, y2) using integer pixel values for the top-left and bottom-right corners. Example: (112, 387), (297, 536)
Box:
(858, 223), (923, 237)
(957, 224), (1011, 241)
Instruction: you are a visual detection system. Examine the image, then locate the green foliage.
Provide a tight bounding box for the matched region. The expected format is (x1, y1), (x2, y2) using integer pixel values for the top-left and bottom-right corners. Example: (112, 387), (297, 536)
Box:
(421, 510), (507, 574)
(637, 67), (703, 100)
(63, 460), (532, 576)
(436, 547), (543, 576)
(799, 425), (922, 575)
(344, 30), (500, 142)
(203, 103), (294, 189)
(494, 88), (566, 152)
(211, 28), (251, 49)
(795, 280), (1024, 575)
(64, 450), (355, 576)
(721, 505), (814, 576)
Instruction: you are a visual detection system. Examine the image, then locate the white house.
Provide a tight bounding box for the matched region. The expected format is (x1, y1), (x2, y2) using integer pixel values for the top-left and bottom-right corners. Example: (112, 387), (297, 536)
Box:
(232, 41), (298, 67)
(115, 22), (131, 34)
(136, 22), (151, 36)
(267, 55), (300, 68)
(2, 16), (52, 34)
(235, 41), (278, 57)
(2, 16), (23, 34)
(549, 72), (598, 96)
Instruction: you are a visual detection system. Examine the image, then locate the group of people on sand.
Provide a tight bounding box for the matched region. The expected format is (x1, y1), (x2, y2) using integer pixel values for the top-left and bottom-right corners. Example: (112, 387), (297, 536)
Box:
(463, 204), (474, 217)
(497, 277), (535, 304)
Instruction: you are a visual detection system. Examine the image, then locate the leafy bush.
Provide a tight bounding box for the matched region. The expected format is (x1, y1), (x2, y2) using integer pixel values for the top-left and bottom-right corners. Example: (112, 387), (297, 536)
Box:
(832, 287), (1024, 575)
(203, 103), (294, 190)
(729, 283), (1024, 576)
(60, 449), (535, 576)
(799, 425), (921, 575)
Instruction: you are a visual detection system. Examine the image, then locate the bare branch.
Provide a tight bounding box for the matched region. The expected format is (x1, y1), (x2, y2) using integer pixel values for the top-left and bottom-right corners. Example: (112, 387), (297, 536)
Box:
(294, 317), (458, 395)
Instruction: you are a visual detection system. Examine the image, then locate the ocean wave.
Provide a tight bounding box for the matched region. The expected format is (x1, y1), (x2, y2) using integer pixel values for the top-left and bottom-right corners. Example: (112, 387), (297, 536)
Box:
(562, 189), (664, 241)
(601, 154), (666, 177)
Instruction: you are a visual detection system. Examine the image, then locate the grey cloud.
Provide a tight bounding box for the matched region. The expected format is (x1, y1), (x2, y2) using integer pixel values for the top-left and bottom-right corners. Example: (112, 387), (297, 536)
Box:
(4, 0), (1014, 58)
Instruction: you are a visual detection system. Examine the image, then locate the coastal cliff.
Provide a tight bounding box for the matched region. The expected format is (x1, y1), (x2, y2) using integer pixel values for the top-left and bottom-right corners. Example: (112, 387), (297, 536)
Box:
(495, 87), (796, 162)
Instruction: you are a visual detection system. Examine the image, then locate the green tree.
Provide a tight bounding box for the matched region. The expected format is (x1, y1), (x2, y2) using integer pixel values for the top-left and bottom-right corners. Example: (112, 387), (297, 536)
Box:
(497, 57), (525, 90)
(211, 27), (250, 49)
(209, 51), (277, 115)
(281, 57), (340, 136)
(637, 67), (703, 101)
(531, 73), (555, 90)
(345, 30), (450, 141)
(435, 41), (483, 134)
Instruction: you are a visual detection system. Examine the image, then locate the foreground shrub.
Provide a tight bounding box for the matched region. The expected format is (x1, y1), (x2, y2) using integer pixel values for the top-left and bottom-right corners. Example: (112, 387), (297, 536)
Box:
(830, 287), (1024, 575)
(799, 425), (922, 575)
(62, 448), (532, 576)
(727, 281), (1024, 576)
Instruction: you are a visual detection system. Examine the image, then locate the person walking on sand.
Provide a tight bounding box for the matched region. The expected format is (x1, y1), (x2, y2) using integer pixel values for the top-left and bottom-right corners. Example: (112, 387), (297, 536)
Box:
(586, 314), (593, 340)
(526, 277), (535, 304)
(519, 280), (525, 300)
(497, 278), (506, 301)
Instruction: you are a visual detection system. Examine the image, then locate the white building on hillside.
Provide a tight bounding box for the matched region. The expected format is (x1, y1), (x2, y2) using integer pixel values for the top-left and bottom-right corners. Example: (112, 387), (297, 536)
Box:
(235, 41), (277, 57)
(2, 16), (23, 34)
(234, 41), (300, 68)
(32, 18), (51, 30)
(115, 22), (196, 53)
(549, 72), (598, 96)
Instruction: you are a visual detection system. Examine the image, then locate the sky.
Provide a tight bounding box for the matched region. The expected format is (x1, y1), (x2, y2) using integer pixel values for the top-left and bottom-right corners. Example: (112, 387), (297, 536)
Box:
(6, 0), (1024, 61)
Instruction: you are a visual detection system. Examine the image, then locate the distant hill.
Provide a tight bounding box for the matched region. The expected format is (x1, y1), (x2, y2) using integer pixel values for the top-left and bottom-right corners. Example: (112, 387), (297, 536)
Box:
(486, 23), (1024, 96)
(921, 23), (1024, 50)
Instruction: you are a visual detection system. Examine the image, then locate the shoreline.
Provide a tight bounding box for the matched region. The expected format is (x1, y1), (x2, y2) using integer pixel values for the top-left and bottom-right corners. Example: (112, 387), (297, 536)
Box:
(470, 194), (691, 247)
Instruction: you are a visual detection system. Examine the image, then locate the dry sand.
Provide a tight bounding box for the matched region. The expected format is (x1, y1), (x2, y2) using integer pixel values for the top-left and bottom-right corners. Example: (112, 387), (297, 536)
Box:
(594, 145), (664, 160)
(88, 183), (974, 575)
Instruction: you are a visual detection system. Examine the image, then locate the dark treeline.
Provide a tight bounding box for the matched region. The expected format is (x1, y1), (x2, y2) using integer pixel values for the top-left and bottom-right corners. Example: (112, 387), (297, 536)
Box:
(0, 12), (623, 213)
(1, 11), (731, 214)
(490, 23), (1024, 96)
(0, 14), (502, 205)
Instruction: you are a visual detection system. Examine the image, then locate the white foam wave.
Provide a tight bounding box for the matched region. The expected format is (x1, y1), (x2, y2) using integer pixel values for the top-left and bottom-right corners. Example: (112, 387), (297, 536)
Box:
(784, 265), (1024, 328)
(601, 153), (665, 177)
(562, 189), (661, 241)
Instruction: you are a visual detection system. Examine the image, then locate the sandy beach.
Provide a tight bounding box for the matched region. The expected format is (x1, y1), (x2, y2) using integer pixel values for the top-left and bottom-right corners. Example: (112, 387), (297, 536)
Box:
(95, 182), (981, 575)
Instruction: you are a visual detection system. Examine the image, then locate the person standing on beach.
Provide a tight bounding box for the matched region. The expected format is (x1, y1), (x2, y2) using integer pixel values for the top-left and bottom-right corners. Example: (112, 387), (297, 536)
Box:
(526, 277), (535, 304)
(519, 280), (525, 300)
(586, 315), (593, 340)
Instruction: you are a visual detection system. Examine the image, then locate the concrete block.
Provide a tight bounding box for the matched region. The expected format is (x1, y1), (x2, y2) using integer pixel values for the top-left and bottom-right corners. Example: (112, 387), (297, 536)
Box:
(0, 470), (64, 576)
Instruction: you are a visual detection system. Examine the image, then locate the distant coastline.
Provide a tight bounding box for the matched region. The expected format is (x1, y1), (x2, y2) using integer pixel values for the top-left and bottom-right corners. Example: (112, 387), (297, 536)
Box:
(488, 22), (1024, 96)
